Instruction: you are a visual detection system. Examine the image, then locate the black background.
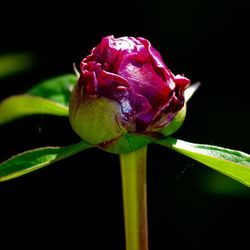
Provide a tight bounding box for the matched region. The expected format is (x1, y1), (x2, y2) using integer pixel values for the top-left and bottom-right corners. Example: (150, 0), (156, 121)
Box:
(0, 0), (250, 249)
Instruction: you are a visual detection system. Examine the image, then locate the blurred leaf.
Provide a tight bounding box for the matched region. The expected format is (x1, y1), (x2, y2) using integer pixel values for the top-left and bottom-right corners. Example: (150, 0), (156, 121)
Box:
(157, 137), (250, 187)
(198, 171), (250, 197)
(27, 74), (77, 107)
(0, 52), (35, 79)
(0, 95), (68, 125)
(0, 141), (91, 182)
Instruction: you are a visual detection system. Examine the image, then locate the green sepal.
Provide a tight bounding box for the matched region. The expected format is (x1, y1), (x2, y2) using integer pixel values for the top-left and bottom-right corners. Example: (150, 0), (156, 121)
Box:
(157, 104), (186, 137)
(99, 133), (154, 154)
(184, 82), (201, 102)
(69, 94), (126, 145)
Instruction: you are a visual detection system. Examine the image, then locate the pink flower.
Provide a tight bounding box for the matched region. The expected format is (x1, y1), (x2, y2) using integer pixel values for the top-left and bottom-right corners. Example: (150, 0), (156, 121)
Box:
(69, 36), (190, 147)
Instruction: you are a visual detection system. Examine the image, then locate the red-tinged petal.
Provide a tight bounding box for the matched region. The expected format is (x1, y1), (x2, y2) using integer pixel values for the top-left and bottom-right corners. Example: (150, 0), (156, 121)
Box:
(174, 74), (190, 88)
(69, 35), (191, 148)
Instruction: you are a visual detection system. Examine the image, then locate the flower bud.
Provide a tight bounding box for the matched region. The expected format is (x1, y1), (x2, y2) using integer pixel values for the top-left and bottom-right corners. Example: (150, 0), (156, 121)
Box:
(69, 35), (190, 153)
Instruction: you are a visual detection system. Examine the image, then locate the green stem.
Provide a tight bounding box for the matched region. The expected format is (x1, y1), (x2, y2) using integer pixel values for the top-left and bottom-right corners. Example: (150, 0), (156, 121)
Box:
(119, 146), (148, 250)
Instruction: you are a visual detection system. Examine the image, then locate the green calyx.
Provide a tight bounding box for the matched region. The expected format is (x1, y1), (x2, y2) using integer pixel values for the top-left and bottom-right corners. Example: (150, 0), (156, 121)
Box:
(157, 103), (187, 137)
(98, 133), (154, 154)
(69, 95), (125, 145)
(98, 105), (187, 154)
(69, 85), (187, 154)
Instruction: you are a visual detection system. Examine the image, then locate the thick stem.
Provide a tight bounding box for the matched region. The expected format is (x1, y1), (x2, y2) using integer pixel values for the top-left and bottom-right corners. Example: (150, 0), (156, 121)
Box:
(119, 146), (148, 250)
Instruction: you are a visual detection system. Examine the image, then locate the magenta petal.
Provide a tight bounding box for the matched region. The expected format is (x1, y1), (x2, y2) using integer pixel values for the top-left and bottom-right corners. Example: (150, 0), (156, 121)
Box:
(174, 74), (190, 87)
(77, 35), (190, 133)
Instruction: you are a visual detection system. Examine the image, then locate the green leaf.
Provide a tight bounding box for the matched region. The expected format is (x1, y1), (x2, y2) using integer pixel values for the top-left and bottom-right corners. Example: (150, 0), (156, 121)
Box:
(157, 137), (250, 187)
(0, 141), (91, 182)
(0, 52), (36, 79)
(0, 95), (68, 125)
(27, 74), (77, 107)
(0, 74), (77, 125)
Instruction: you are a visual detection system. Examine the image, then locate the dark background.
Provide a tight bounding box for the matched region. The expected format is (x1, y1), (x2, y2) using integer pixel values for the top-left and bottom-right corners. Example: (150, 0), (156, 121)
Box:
(0, 0), (250, 249)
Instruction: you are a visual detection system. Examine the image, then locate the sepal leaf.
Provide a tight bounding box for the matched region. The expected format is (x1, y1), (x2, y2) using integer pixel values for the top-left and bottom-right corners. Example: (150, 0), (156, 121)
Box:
(184, 81), (201, 102)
